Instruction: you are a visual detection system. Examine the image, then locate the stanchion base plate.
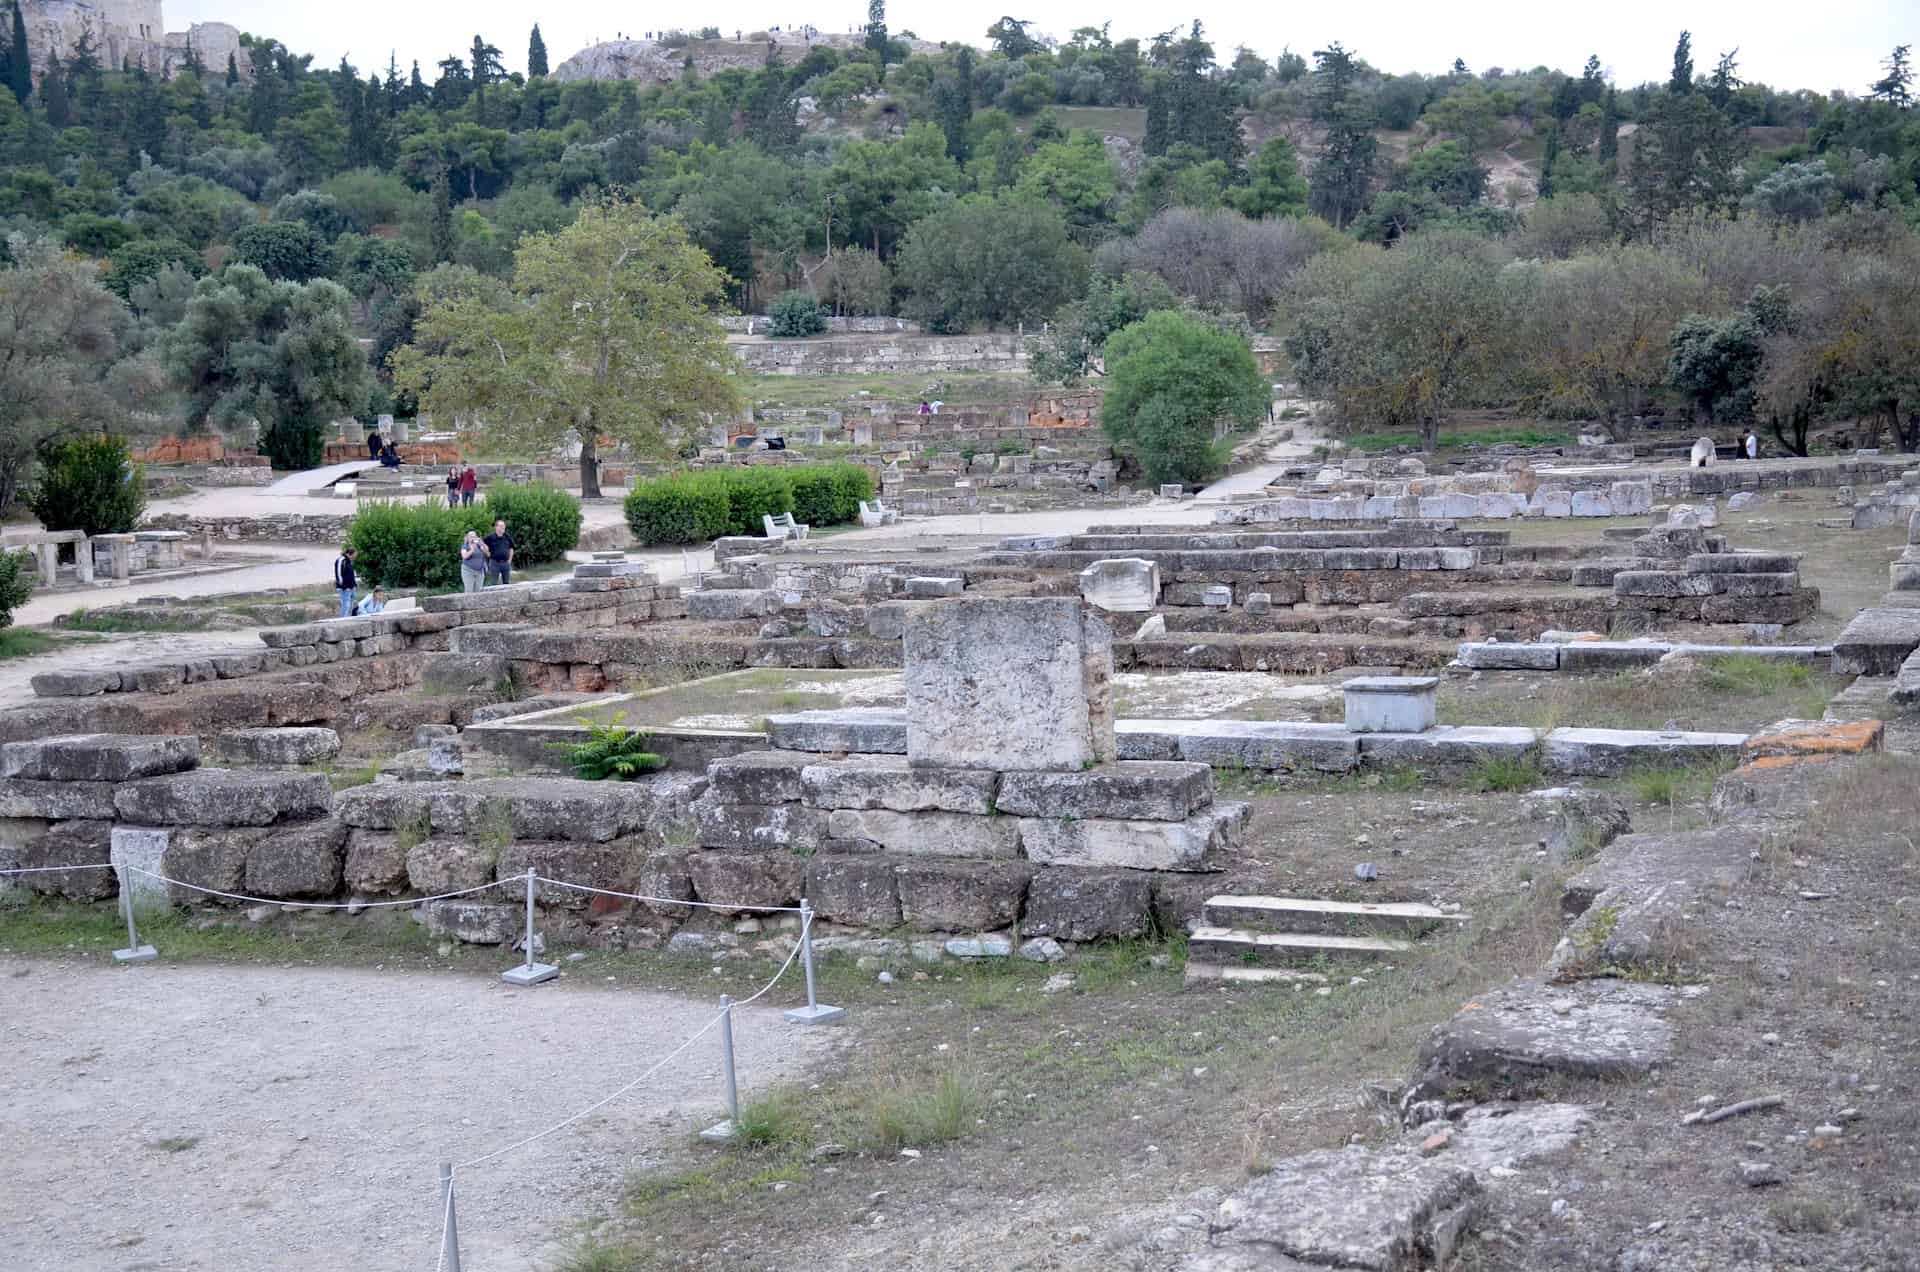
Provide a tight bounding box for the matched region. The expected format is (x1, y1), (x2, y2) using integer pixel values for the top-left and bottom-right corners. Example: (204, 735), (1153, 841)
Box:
(501, 962), (559, 986)
(698, 1119), (737, 1142)
(783, 1003), (847, 1025)
(113, 945), (157, 963)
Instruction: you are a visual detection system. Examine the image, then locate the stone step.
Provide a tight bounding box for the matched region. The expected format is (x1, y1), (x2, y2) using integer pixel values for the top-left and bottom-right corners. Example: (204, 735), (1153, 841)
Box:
(1201, 895), (1467, 938)
(1187, 926), (1412, 967)
(1181, 961), (1330, 988)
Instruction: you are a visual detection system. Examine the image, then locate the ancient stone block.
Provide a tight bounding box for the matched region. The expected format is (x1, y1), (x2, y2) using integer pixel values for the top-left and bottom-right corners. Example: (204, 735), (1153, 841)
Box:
(245, 817), (348, 898)
(426, 778), (675, 843)
(1830, 606), (1920, 676)
(1682, 552), (1799, 574)
(1456, 643), (1559, 671)
(765, 709), (908, 754)
(425, 900), (518, 944)
(0, 733), (200, 783)
(904, 576), (964, 598)
(1527, 488), (1572, 518)
(1716, 572), (1799, 597)
(686, 852), (803, 913)
(1609, 481), (1653, 515)
(896, 859), (1028, 930)
(114, 769), (331, 827)
(825, 808), (1020, 858)
(405, 838), (499, 896)
(158, 825), (265, 903)
(1078, 558), (1160, 613)
(993, 761), (1213, 821)
(636, 852), (695, 918)
(691, 794), (828, 851)
(1021, 869), (1153, 941)
(799, 756), (999, 814)
(1611, 571), (1715, 598)
(705, 751), (816, 805)
(1413, 976), (1679, 1090)
(343, 829), (410, 894)
(28, 668), (122, 696)
(687, 589), (781, 620)
(0, 778), (119, 820)
(804, 855), (902, 928)
(1542, 727), (1747, 778)
(904, 597), (1114, 772)
(1017, 803), (1246, 871)
(420, 653), (512, 695)
(206, 727), (341, 767)
(16, 819), (115, 900)
(1341, 676), (1439, 734)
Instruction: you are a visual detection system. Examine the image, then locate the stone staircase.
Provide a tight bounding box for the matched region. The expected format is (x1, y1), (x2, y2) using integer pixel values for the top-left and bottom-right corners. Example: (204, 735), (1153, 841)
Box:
(1185, 895), (1468, 986)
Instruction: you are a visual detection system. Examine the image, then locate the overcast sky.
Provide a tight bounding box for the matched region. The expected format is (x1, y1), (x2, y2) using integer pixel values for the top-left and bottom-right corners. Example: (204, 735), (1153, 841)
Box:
(167, 0), (1909, 96)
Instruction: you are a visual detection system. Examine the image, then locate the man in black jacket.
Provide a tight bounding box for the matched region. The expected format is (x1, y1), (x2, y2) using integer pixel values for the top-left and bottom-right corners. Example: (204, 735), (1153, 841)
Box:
(333, 547), (358, 617)
(482, 520), (514, 586)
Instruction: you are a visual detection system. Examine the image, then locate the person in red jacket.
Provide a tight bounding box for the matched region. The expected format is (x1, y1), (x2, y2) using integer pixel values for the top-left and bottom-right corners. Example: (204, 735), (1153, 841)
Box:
(458, 465), (479, 506)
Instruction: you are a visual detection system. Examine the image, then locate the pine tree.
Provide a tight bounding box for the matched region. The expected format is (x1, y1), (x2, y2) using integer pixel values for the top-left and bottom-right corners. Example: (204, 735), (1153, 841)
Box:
(469, 36), (503, 116)
(1869, 44), (1912, 107)
(1668, 30), (1694, 95)
(41, 51), (69, 126)
(407, 60), (427, 108)
(865, 0), (888, 64)
(1538, 122), (1559, 199)
(1707, 48), (1742, 109)
(527, 24), (548, 78)
(225, 51), (238, 86)
(429, 164), (454, 263)
(1307, 42), (1376, 228)
(7, 0), (31, 106)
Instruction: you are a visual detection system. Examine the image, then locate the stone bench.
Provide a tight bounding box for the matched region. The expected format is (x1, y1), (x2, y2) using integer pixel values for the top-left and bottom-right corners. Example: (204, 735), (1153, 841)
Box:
(1342, 676), (1439, 734)
(764, 511), (810, 541)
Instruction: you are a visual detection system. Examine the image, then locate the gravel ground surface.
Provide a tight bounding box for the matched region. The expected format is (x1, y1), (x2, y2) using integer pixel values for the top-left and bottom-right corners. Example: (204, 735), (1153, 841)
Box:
(2, 957), (845, 1272)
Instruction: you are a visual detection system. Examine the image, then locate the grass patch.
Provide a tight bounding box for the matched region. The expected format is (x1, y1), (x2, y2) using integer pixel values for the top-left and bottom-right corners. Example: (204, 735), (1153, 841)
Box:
(856, 1068), (985, 1152)
(146, 1135), (200, 1153)
(1614, 757), (1736, 806)
(0, 629), (65, 659)
(552, 1240), (647, 1272)
(732, 1091), (808, 1150)
(1468, 755), (1543, 793)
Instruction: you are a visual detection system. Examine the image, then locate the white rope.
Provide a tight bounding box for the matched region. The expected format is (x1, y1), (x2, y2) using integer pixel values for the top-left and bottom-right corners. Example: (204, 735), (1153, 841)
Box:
(0, 863), (115, 875)
(532, 875), (804, 914)
(451, 923), (808, 1173)
(124, 867), (506, 910)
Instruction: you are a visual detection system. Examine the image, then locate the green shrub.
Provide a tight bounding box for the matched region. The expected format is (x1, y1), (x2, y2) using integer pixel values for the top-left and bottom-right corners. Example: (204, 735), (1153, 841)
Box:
(1468, 755), (1543, 793)
(553, 714), (668, 781)
(344, 500), (476, 590)
(767, 290), (826, 338)
(479, 483), (581, 567)
(789, 462), (875, 526)
(624, 472), (730, 545)
(719, 466), (794, 537)
(993, 437), (1027, 455)
(28, 435), (146, 537)
(0, 550), (32, 629)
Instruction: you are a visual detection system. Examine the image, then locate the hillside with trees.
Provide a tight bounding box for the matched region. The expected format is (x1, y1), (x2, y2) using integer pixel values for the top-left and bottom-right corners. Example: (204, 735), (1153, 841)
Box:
(0, 12), (1917, 505)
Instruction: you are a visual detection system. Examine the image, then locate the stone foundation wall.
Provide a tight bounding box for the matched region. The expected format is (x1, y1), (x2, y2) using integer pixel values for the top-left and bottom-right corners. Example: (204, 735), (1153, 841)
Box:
(142, 512), (355, 543)
(733, 333), (1028, 376)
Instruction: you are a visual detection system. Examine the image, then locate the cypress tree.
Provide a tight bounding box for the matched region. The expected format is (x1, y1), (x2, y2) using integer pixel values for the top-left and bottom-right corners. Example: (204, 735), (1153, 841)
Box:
(429, 164), (454, 264)
(527, 24), (548, 78)
(42, 51), (69, 126)
(7, 0), (30, 105)
(225, 51), (238, 85)
(1597, 86), (1619, 171)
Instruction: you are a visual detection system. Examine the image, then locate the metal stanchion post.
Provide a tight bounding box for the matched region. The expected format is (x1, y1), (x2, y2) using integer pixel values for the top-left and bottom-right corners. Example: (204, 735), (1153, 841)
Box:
(438, 1162), (463, 1272)
(112, 866), (156, 963)
(783, 900), (845, 1025)
(501, 867), (558, 986)
(699, 996), (741, 1142)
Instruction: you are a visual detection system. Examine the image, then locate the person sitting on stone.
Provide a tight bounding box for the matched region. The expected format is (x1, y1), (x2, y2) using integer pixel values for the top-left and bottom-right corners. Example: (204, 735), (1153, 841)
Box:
(379, 442), (403, 468)
(366, 430), (383, 460)
(354, 587), (388, 615)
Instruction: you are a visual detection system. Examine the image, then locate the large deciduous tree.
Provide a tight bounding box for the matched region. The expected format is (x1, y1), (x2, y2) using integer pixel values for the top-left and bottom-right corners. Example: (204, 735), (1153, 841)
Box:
(391, 199), (741, 498)
(166, 265), (375, 470)
(1100, 309), (1266, 484)
(893, 193), (1088, 332)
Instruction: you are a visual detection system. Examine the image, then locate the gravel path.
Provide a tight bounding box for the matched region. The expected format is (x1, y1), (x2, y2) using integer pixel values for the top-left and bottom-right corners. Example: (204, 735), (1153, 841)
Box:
(2, 957), (844, 1272)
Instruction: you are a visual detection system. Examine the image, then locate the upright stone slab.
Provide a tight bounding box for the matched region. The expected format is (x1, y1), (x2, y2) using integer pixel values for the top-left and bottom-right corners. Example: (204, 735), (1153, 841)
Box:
(1077, 558), (1160, 613)
(110, 826), (172, 915)
(903, 598), (1115, 771)
(1342, 676), (1439, 734)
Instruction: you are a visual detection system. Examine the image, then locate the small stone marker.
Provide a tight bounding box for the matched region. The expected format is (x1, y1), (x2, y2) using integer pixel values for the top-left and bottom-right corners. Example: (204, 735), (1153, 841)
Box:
(1341, 676), (1440, 734)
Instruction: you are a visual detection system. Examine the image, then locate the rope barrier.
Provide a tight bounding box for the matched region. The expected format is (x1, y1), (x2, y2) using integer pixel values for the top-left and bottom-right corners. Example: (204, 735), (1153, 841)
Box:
(123, 867), (506, 910)
(451, 920), (808, 1173)
(532, 875), (805, 914)
(0, 863), (115, 876)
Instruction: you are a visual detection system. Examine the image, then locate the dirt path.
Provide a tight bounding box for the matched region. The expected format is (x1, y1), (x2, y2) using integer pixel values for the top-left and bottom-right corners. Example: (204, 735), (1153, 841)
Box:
(1, 957), (845, 1272)
(0, 631), (272, 711)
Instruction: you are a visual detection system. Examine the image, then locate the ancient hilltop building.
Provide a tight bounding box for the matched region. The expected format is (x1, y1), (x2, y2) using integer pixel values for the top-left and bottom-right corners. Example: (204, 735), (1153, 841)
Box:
(20, 0), (248, 78)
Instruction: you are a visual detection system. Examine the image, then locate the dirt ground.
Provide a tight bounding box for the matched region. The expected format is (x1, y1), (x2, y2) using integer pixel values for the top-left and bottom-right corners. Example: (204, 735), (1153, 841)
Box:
(0, 955), (844, 1272)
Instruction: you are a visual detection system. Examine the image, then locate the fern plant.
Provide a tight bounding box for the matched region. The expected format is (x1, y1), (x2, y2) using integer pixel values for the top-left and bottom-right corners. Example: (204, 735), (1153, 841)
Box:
(552, 713), (668, 781)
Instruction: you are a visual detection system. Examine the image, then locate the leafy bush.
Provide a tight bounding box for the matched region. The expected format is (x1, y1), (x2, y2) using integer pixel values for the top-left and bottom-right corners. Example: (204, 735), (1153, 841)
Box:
(623, 472), (730, 545)
(0, 550), (32, 629)
(718, 466), (795, 537)
(767, 290), (826, 338)
(479, 483), (581, 567)
(28, 435), (146, 537)
(788, 462), (875, 526)
(553, 714), (668, 781)
(343, 500), (476, 590)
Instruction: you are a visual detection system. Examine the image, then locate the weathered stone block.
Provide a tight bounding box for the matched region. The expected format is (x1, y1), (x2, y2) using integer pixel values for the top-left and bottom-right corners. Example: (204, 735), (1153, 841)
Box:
(904, 598), (1114, 772)
(804, 855), (902, 928)
(706, 751), (815, 805)
(1457, 642), (1559, 670)
(1542, 727), (1747, 777)
(406, 838), (498, 895)
(799, 756), (999, 814)
(826, 807), (1020, 858)
(1609, 481), (1653, 515)
(1078, 558), (1160, 613)
(28, 668), (122, 697)
(496, 838), (646, 907)
(245, 817), (348, 898)
(904, 576), (964, 598)
(1341, 676), (1439, 734)
(425, 899), (518, 944)
(994, 761), (1213, 821)
(1612, 571), (1715, 598)
(688, 589), (780, 620)
(114, 769), (331, 827)
(426, 778), (676, 843)
(1017, 803), (1246, 870)
(156, 825), (262, 904)
(1021, 869), (1153, 941)
(692, 794), (828, 851)
(419, 653), (511, 695)
(0, 778), (119, 820)
(1716, 572), (1799, 597)
(765, 709), (907, 754)
(206, 727), (341, 767)
(16, 819), (115, 900)
(343, 829), (410, 894)
(0, 733), (200, 783)
(686, 852), (802, 913)
(1830, 606), (1920, 676)
(896, 859), (1028, 930)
